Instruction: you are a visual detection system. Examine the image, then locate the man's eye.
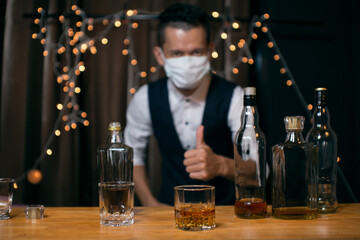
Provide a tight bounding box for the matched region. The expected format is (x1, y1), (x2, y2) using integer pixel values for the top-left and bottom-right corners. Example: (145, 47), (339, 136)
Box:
(172, 52), (182, 57)
(192, 50), (203, 55)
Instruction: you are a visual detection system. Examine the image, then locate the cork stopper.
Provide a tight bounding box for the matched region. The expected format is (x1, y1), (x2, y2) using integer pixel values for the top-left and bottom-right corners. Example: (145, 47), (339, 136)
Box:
(108, 122), (121, 131)
(284, 116), (304, 131)
(244, 87), (256, 96)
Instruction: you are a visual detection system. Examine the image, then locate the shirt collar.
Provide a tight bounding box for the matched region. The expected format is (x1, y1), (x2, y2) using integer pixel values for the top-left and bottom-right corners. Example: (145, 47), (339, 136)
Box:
(167, 74), (211, 105)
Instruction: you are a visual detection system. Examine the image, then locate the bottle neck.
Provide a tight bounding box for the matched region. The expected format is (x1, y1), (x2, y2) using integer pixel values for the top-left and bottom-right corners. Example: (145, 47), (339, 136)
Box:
(107, 130), (123, 143)
(313, 91), (331, 127)
(285, 130), (305, 143)
(242, 95), (259, 128)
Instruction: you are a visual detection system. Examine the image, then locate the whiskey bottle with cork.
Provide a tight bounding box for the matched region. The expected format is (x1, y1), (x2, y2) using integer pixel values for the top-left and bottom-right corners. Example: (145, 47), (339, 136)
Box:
(306, 88), (338, 213)
(272, 116), (318, 220)
(234, 87), (267, 219)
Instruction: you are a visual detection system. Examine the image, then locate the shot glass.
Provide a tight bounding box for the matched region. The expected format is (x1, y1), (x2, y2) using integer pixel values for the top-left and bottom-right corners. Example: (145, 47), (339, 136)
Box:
(25, 205), (45, 220)
(174, 185), (215, 231)
(98, 181), (134, 226)
(0, 178), (15, 220)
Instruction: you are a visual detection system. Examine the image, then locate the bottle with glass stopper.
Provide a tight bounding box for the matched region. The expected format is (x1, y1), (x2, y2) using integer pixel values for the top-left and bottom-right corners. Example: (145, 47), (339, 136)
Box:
(97, 122), (135, 226)
(97, 122), (133, 183)
(234, 87), (267, 219)
(306, 88), (338, 213)
(272, 116), (318, 220)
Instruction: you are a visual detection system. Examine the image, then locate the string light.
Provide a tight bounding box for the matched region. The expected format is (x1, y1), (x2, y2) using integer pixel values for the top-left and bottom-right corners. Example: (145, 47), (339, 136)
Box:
(115, 20), (121, 27)
(46, 149), (52, 155)
(127, 10), (134, 16)
(101, 38), (108, 44)
(232, 22), (240, 29)
(286, 80), (292, 86)
(274, 54), (280, 61)
(27, 169), (42, 184)
(140, 71), (147, 78)
(150, 67), (157, 72)
(267, 42), (274, 48)
(212, 51), (218, 58)
(212, 11), (219, 18)
(57, 104), (63, 110)
(55, 130), (61, 136)
(255, 21), (261, 27)
(232, 68), (239, 74)
(221, 33), (228, 39)
(229, 45), (236, 51)
(75, 87), (81, 93)
(308, 104), (313, 110)
(122, 49), (128, 55)
(280, 68), (286, 74)
(130, 88), (136, 94)
(132, 23), (139, 29)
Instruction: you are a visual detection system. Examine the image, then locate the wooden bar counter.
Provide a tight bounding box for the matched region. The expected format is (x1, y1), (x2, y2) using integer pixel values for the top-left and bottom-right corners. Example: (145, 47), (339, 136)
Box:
(1, 204), (359, 239)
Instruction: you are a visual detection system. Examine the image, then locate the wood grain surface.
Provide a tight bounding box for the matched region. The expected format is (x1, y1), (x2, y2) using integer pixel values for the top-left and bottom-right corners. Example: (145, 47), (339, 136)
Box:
(1, 204), (359, 239)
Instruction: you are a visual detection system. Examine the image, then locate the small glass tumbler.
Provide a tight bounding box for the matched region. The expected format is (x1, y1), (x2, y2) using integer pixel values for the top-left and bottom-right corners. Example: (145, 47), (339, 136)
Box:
(174, 185), (215, 231)
(0, 178), (15, 220)
(25, 205), (45, 220)
(98, 181), (134, 226)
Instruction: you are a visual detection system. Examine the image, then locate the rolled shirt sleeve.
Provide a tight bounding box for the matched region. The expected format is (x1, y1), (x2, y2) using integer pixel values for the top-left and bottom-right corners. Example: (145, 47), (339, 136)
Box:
(124, 84), (153, 166)
(227, 86), (244, 142)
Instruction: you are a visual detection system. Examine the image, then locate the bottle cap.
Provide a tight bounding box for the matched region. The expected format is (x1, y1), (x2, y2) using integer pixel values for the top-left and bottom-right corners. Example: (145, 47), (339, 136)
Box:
(108, 122), (121, 131)
(244, 87), (256, 96)
(315, 87), (327, 91)
(284, 116), (304, 131)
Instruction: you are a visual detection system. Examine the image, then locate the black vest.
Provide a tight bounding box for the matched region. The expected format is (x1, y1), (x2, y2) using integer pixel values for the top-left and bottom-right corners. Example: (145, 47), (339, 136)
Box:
(148, 75), (236, 205)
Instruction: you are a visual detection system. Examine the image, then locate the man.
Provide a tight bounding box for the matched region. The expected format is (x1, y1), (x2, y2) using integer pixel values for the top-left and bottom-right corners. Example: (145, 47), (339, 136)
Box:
(124, 3), (244, 206)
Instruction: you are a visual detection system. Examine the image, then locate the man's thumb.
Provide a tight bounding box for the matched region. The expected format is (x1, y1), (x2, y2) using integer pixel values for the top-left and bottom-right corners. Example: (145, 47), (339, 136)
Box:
(196, 125), (205, 148)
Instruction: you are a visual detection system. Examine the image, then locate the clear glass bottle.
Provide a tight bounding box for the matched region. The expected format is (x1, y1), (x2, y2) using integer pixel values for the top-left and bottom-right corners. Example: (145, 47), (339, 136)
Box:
(97, 122), (133, 183)
(272, 116), (318, 220)
(234, 87), (267, 219)
(306, 88), (338, 213)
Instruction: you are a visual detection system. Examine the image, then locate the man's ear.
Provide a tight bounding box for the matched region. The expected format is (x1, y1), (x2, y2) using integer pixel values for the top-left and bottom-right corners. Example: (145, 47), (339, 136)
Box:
(153, 46), (165, 66)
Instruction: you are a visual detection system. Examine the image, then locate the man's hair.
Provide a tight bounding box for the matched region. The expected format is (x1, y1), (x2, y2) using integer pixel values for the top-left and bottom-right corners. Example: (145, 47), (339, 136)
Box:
(157, 3), (210, 46)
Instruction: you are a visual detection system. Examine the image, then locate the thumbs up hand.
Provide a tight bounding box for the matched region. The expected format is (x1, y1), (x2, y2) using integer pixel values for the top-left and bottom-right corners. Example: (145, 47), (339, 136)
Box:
(183, 125), (227, 181)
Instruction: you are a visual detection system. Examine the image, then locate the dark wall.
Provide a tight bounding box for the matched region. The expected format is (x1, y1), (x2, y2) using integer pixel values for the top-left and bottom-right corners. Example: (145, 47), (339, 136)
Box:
(251, 0), (360, 202)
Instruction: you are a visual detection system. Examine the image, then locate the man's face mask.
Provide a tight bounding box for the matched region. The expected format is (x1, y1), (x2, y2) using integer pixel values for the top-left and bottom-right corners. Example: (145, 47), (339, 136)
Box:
(161, 50), (210, 90)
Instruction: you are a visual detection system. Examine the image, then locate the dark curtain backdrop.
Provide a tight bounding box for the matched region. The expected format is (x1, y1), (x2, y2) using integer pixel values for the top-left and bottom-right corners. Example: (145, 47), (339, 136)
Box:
(0, 0), (250, 206)
(1, 0), (359, 207)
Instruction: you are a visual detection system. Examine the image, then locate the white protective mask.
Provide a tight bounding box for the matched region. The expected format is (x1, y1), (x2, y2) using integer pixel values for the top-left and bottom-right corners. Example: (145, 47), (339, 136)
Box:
(162, 54), (211, 89)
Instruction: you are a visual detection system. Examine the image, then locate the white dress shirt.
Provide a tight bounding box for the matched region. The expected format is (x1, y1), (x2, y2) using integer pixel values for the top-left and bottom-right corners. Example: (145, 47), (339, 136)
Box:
(124, 76), (244, 166)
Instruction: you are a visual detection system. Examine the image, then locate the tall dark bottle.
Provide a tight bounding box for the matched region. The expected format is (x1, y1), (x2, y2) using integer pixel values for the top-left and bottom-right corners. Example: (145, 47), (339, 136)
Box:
(306, 88), (338, 213)
(234, 87), (267, 219)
